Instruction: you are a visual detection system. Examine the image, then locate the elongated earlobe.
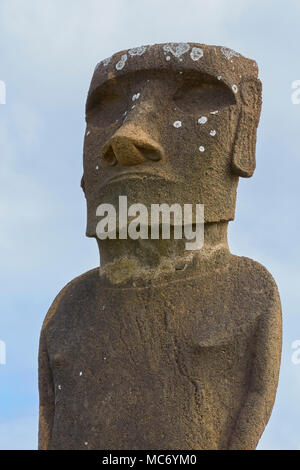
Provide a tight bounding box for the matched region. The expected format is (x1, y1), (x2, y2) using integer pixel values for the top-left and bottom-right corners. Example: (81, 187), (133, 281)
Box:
(232, 78), (262, 178)
(80, 175), (86, 194)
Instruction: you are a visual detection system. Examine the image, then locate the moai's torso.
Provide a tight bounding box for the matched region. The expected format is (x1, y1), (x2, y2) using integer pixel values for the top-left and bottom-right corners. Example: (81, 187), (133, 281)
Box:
(41, 252), (280, 450)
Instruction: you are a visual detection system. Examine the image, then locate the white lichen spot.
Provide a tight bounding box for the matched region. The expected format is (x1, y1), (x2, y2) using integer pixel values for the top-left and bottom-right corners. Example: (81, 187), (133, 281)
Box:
(198, 116), (207, 125)
(173, 120), (182, 128)
(116, 54), (127, 71)
(199, 146), (205, 152)
(95, 165), (99, 170)
(210, 110), (219, 115)
(103, 56), (111, 66)
(102, 305), (105, 310)
(190, 47), (203, 61)
(86, 130), (91, 136)
(79, 371), (83, 376)
(232, 84), (238, 94)
(210, 129), (216, 136)
(128, 46), (147, 56)
(95, 56), (111, 71)
(132, 93), (140, 101)
(131, 105), (135, 109)
(103, 356), (107, 361)
(58, 385), (62, 390)
(217, 76), (222, 80)
(163, 43), (190, 58)
(179, 71), (183, 74)
(166, 56), (171, 61)
(84, 442), (88, 446)
(221, 47), (240, 60)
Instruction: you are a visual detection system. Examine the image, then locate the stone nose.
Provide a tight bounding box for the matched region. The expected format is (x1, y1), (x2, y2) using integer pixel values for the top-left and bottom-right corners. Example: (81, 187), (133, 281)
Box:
(102, 125), (164, 166)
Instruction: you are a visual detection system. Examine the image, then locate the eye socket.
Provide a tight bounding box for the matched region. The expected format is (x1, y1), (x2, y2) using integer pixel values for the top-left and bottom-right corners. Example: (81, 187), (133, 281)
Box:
(173, 80), (236, 114)
(85, 82), (128, 127)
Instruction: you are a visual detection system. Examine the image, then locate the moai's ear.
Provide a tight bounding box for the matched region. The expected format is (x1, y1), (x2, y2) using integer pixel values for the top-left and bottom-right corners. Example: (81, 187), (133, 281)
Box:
(232, 77), (262, 178)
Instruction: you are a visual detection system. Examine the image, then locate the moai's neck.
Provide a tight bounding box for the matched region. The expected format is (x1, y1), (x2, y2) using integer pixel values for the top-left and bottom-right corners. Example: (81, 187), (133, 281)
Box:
(96, 221), (230, 285)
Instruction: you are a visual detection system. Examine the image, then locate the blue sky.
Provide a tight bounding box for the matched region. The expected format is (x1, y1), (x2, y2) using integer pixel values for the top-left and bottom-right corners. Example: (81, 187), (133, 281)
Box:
(0, 0), (300, 449)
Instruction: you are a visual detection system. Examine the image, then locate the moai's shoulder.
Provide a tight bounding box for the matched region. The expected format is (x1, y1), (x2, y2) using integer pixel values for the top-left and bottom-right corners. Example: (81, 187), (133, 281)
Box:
(188, 253), (281, 344)
(41, 268), (100, 334)
(231, 254), (281, 312)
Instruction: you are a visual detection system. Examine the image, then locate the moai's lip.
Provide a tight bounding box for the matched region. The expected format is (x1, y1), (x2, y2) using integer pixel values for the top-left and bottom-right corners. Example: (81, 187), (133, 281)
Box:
(100, 170), (170, 188)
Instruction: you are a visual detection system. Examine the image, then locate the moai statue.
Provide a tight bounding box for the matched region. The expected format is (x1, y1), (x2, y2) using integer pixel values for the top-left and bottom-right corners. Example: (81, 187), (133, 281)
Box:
(38, 43), (282, 450)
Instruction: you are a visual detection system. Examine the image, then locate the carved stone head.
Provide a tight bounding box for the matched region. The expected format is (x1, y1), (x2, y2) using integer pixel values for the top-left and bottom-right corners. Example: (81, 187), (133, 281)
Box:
(82, 43), (262, 237)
